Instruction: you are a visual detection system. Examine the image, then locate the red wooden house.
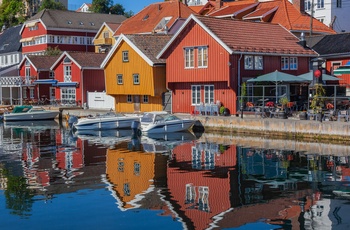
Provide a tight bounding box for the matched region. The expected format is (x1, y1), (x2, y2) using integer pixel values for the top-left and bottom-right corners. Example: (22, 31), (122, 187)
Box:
(158, 14), (317, 115)
(18, 55), (59, 104)
(50, 51), (107, 106)
(19, 9), (126, 55)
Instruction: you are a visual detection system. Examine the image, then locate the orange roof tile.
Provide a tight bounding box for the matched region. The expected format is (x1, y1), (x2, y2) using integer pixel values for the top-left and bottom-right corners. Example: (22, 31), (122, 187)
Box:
(114, 1), (196, 36)
(209, 3), (258, 18)
(242, 6), (277, 21)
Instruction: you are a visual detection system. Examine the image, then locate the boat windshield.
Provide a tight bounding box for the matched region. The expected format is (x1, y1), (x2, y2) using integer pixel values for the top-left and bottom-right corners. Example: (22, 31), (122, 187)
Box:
(140, 113), (156, 122)
(164, 115), (180, 121)
(12, 105), (32, 113)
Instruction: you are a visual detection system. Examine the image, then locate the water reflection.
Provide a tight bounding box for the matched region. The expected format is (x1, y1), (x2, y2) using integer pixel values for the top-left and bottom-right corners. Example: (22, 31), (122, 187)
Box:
(1, 122), (350, 229)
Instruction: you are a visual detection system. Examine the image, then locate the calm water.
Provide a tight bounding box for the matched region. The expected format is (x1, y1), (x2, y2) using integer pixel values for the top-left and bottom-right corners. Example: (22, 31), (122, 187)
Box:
(1, 121), (350, 230)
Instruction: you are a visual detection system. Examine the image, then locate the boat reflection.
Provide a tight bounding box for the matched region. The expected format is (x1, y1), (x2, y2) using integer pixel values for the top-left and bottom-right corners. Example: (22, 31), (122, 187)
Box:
(1, 124), (350, 229)
(3, 120), (60, 131)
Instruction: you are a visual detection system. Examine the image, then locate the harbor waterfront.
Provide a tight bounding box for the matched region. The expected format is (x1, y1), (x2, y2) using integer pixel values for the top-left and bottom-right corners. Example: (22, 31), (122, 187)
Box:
(57, 107), (350, 141)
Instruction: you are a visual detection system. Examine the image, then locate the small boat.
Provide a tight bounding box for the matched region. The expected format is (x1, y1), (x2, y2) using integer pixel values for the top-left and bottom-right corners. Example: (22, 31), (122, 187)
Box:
(72, 112), (140, 131)
(139, 111), (196, 134)
(3, 105), (59, 121)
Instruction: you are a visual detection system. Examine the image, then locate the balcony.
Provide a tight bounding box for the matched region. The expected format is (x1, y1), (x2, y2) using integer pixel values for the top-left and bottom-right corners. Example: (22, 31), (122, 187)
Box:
(94, 37), (112, 45)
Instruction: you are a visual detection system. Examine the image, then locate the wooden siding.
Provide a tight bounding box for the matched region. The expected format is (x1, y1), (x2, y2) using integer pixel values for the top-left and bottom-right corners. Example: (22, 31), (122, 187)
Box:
(165, 21), (231, 83)
(104, 40), (167, 113)
(81, 69), (105, 103)
(93, 26), (115, 53)
(114, 95), (163, 113)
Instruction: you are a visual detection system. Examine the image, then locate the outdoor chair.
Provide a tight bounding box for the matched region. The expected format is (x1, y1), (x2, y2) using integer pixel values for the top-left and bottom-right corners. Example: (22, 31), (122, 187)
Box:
(323, 109), (335, 121)
(307, 110), (321, 121)
(269, 107), (281, 118)
(254, 107), (266, 118)
(338, 110), (350, 122)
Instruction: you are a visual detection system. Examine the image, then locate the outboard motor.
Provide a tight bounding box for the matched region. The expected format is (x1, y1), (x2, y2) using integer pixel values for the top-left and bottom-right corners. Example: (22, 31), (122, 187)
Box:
(68, 115), (79, 128)
(131, 120), (141, 137)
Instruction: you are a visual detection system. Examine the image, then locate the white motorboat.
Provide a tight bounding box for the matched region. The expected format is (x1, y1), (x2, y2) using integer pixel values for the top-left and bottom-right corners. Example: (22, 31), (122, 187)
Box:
(72, 112), (140, 131)
(74, 129), (134, 147)
(139, 111), (196, 134)
(3, 105), (59, 121)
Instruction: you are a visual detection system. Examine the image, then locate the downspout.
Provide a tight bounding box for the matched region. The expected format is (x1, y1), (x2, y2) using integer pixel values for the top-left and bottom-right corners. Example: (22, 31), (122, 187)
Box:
(238, 53), (243, 118)
(81, 68), (84, 106)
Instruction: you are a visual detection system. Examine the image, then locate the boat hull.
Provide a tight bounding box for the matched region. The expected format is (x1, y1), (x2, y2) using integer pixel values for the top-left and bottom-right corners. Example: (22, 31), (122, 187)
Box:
(73, 116), (139, 131)
(140, 120), (195, 134)
(3, 111), (59, 121)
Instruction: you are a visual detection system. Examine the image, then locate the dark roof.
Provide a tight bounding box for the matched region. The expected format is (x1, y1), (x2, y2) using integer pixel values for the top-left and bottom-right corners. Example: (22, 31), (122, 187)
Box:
(66, 52), (107, 68)
(27, 9), (126, 31)
(27, 55), (60, 70)
(0, 25), (22, 54)
(125, 34), (172, 64)
(195, 15), (316, 55)
(310, 33), (350, 56)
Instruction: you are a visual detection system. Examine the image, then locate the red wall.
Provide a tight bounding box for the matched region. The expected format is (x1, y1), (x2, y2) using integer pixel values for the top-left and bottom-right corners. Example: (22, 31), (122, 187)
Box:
(81, 69), (105, 103)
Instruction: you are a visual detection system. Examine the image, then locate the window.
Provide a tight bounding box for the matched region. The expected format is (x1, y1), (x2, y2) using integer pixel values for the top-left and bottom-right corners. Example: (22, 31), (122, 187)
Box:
(332, 62), (341, 75)
(316, 0), (324, 8)
(117, 74), (123, 84)
(49, 71), (55, 79)
(290, 57), (298, 70)
(122, 51), (129, 62)
(127, 95), (132, 103)
(281, 57), (298, 70)
(281, 57), (290, 70)
(254, 56), (263, 70)
(133, 74), (140, 85)
(143, 95), (149, 103)
(29, 88), (35, 99)
(204, 85), (214, 104)
(25, 67), (31, 77)
(118, 161), (124, 172)
(61, 88), (76, 103)
(198, 47), (208, 68)
(185, 48), (194, 68)
(304, 0), (311, 10)
(23, 89), (27, 99)
(337, 0), (342, 8)
(191, 85), (201, 105)
(103, 31), (109, 38)
(64, 65), (72, 82)
(134, 162), (140, 176)
(244, 55), (253, 70)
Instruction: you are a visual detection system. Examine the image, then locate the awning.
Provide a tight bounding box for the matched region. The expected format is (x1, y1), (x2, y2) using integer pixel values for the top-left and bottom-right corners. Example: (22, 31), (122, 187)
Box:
(34, 79), (57, 85)
(19, 37), (34, 42)
(55, 82), (79, 87)
(334, 66), (350, 75)
(297, 71), (341, 81)
(25, 21), (38, 27)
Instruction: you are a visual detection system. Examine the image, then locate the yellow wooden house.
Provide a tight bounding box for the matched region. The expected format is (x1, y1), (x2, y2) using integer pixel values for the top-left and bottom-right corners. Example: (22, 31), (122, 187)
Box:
(101, 33), (172, 113)
(93, 22), (122, 53)
(105, 143), (168, 210)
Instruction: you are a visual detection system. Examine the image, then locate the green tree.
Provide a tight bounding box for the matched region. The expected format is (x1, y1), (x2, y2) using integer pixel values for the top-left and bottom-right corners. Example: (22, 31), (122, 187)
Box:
(124, 10), (134, 18)
(90, 0), (113, 14)
(38, 0), (67, 11)
(44, 46), (62, 56)
(110, 3), (125, 15)
(0, 0), (25, 29)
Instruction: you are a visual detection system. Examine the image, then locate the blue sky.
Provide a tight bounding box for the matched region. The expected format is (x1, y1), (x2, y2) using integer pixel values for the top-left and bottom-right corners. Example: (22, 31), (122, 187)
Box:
(68, 0), (160, 14)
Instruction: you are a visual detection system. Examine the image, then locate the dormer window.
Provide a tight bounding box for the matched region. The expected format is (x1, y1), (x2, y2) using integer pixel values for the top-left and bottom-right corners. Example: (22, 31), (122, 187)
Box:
(79, 22), (84, 25)
(142, 14), (149, 21)
(67, 21), (72, 24)
(154, 16), (172, 32)
(0, 44), (8, 51)
(90, 22), (95, 26)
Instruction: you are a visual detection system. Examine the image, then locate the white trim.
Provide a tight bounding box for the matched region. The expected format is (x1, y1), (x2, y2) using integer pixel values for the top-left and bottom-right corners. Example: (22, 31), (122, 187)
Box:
(101, 33), (155, 68)
(157, 14), (233, 59)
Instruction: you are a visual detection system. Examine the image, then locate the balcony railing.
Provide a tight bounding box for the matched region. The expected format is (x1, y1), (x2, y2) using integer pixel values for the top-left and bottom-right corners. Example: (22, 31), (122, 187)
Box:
(94, 37), (112, 45)
(0, 76), (35, 86)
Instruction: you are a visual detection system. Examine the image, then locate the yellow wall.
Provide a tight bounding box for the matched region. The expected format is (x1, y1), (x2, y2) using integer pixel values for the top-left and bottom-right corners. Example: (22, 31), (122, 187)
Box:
(94, 26), (115, 53)
(104, 40), (167, 113)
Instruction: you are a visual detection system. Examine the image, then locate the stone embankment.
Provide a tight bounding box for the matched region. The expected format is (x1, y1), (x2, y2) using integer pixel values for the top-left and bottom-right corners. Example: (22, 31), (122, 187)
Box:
(58, 107), (350, 142)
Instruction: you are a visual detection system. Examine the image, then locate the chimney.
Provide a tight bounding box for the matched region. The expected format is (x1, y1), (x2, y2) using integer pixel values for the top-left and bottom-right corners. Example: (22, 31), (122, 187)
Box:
(215, 0), (223, 10)
(293, 0), (305, 13)
(300, 32), (306, 48)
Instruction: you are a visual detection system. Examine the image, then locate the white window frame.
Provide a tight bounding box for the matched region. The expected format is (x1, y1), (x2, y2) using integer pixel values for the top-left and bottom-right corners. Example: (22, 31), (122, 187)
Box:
(290, 57), (298, 70)
(60, 88), (76, 103)
(49, 71), (55, 79)
(103, 31), (109, 38)
(133, 74), (140, 85)
(29, 88), (35, 99)
(117, 74), (123, 85)
(127, 95), (132, 103)
(254, 56), (263, 70)
(198, 46), (208, 68)
(122, 51), (129, 62)
(185, 47), (194, 68)
(244, 55), (253, 70)
(304, 0), (311, 11)
(191, 85), (201, 105)
(281, 57), (289, 70)
(64, 65), (72, 82)
(316, 0), (324, 8)
(204, 85), (214, 104)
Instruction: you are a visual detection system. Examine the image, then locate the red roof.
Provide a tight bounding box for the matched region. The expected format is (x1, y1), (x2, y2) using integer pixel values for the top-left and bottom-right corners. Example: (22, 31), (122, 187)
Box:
(193, 15), (316, 55)
(114, 1), (196, 36)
